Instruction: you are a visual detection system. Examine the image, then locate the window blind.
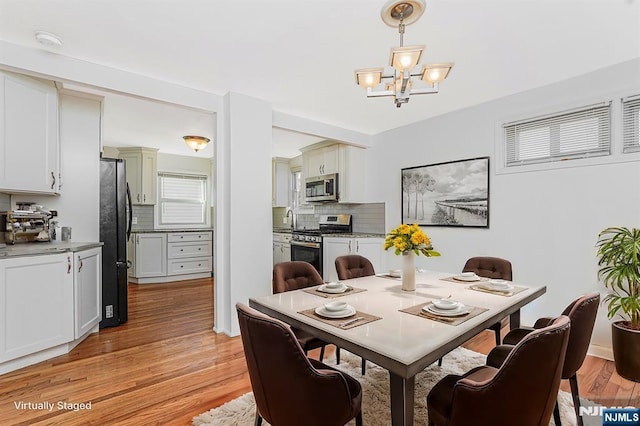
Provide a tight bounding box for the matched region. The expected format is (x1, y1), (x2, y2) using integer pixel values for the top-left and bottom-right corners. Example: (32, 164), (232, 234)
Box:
(504, 103), (611, 167)
(158, 173), (207, 225)
(622, 95), (640, 153)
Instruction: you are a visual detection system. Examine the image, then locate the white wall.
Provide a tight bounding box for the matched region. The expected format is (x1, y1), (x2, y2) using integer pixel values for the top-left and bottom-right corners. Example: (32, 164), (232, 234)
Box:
(214, 92), (274, 336)
(370, 59), (640, 358)
(12, 92), (102, 242)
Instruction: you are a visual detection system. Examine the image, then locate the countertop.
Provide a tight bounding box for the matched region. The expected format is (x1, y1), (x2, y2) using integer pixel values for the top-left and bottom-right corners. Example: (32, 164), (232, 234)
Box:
(0, 241), (104, 258)
(131, 228), (214, 233)
(272, 228), (384, 238)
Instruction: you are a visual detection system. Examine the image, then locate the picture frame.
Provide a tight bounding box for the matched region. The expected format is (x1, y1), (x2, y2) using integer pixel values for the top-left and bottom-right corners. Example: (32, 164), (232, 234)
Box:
(401, 156), (490, 227)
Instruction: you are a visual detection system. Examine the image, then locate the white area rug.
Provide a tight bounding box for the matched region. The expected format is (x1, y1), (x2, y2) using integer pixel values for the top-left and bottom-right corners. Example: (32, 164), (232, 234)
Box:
(193, 347), (600, 426)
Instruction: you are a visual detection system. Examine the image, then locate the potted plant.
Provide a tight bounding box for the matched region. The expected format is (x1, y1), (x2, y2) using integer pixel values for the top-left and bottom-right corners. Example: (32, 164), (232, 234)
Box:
(596, 226), (640, 382)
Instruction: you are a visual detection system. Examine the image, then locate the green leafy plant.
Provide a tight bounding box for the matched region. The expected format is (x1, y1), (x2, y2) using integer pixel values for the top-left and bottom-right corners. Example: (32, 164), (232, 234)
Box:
(596, 227), (640, 330)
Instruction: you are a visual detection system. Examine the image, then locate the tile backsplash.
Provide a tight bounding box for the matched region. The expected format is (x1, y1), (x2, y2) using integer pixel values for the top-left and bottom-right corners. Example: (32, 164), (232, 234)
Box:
(131, 205), (154, 230)
(295, 202), (385, 234)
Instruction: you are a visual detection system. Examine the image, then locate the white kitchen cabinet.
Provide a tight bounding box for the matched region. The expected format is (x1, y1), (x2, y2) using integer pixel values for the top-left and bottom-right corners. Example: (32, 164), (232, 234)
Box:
(301, 142), (365, 203)
(119, 147), (158, 205)
(273, 232), (292, 266)
(73, 247), (102, 339)
(131, 233), (167, 278)
(323, 237), (385, 283)
(272, 157), (290, 206)
(0, 253), (74, 363)
(0, 70), (60, 194)
(129, 231), (212, 283)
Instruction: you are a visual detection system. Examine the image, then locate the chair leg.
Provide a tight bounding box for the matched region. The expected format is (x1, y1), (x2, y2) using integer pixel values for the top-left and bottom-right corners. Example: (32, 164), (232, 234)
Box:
(361, 358), (366, 375)
(553, 400), (561, 426)
(254, 411), (263, 426)
(438, 357), (443, 367)
(336, 346), (341, 364)
(355, 411), (363, 426)
(319, 345), (326, 362)
(569, 374), (583, 426)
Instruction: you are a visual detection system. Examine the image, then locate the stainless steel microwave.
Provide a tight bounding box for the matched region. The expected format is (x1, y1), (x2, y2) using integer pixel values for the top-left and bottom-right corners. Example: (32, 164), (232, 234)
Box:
(305, 173), (338, 202)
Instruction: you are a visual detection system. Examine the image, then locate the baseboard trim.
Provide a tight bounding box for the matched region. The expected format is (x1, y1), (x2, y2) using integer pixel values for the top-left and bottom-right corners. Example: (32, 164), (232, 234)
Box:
(587, 344), (614, 361)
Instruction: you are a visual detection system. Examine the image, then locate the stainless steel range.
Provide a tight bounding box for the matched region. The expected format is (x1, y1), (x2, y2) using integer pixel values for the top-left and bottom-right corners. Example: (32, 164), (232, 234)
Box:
(290, 214), (352, 278)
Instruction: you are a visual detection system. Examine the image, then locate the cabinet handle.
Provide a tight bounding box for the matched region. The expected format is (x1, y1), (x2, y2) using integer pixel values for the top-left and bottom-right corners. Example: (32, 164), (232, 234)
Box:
(136, 235), (140, 244)
(137, 194), (140, 202)
(180, 265), (183, 268)
(198, 263), (201, 266)
(67, 256), (71, 274)
(78, 256), (83, 272)
(180, 249), (184, 252)
(198, 235), (202, 238)
(143, 194), (146, 202)
(58, 173), (63, 189)
(348, 240), (352, 253)
(198, 248), (201, 251)
(51, 172), (56, 190)
(356, 241), (359, 252)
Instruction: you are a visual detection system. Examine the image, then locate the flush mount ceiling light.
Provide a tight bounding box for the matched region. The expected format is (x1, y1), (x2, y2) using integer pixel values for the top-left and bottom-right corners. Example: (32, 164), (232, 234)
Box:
(354, 0), (454, 108)
(34, 31), (63, 48)
(183, 135), (210, 152)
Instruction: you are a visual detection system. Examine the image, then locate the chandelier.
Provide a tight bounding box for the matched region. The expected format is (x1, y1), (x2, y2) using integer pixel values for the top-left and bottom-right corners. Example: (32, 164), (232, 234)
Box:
(354, 0), (454, 108)
(183, 135), (210, 152)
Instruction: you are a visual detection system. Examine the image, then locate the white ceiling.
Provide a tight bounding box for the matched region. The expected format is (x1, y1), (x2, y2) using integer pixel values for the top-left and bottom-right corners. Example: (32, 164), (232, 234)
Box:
(1, 0), (638, 158)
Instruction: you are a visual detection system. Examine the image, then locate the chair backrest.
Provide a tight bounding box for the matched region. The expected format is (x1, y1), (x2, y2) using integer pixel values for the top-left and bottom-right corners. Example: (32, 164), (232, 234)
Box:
(463, 256), (513, 280)
(451, 316), (570, 426)
(559, 292), (600, 378)
(335, 255), (375, 280)
(272, 261), (323, 294)
(236, 303), (358, 426)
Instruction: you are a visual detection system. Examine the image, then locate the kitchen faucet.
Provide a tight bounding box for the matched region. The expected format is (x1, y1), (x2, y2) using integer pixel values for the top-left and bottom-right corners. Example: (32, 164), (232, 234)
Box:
(286, 208), (296, 229)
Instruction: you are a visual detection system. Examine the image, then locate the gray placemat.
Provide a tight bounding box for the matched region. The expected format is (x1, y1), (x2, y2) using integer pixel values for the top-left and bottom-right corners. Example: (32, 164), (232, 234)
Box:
(299, 308), (382, 329)
(399, 301), (489, 326)
(468, 283), (528, 297)
(302, 286), (367, 299)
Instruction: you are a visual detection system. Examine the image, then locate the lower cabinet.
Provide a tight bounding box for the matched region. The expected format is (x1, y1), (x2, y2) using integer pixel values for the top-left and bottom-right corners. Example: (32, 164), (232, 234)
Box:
(128, 231), (212, 284)
(273, 232), (292, 266)
(0, 247), (102, 373)
(74, 247), (102, 339)
(323, 237), (385, 283)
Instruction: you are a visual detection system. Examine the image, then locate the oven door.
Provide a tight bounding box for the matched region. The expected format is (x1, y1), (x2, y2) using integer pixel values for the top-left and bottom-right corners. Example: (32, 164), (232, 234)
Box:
(290, 240), (323, 278)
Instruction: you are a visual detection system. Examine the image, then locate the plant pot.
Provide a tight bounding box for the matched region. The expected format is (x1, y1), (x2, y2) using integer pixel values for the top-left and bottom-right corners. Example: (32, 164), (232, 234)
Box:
(611, 321), (640, 382)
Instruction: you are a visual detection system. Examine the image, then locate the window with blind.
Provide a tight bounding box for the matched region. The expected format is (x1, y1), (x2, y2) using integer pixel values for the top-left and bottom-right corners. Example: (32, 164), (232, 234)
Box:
(504, 103), (611, 167)
(622, 95), (640, 153)
(157, 173), (207, 225)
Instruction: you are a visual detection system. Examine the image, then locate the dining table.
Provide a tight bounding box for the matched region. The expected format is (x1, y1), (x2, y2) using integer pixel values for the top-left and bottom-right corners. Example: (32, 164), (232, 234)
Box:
(249, 269), (546, 426)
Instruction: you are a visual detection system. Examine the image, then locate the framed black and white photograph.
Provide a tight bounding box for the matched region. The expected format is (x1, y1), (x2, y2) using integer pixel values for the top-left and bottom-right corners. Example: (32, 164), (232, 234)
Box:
(402, 157), (490, 227)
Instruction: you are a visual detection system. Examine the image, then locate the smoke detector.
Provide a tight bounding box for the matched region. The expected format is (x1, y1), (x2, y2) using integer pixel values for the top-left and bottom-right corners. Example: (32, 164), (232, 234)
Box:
(35, 31), (63, 48)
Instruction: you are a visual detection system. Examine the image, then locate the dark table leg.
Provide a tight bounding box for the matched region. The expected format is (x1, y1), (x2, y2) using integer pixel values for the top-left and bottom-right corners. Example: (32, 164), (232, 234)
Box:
(389, 372), (415, 426)
(510, 309), (521, 329)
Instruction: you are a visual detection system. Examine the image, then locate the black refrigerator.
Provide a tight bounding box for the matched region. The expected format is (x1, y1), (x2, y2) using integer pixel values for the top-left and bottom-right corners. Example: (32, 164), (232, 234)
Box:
(99, 157), (132, 328)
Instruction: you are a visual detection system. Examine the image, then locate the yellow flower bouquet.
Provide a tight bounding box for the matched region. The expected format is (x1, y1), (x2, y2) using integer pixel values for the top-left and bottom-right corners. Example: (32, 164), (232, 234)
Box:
(384, 223), (440, 257)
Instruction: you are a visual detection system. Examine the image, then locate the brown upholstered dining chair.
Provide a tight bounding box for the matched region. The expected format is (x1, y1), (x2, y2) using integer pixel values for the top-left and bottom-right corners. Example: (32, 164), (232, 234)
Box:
(335, 255), (375, 280)
(272, 261), (330, 361)
(236, 303), (363, 426)
(334, 255), (375, 374)
(427, 316), (571, 426)
(486, 292), (600, 426)
(463, 256), (513, 345)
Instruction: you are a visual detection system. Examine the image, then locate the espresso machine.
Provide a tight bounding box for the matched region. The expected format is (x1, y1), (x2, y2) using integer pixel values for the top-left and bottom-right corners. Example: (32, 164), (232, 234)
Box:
(0, 203), (54, 244)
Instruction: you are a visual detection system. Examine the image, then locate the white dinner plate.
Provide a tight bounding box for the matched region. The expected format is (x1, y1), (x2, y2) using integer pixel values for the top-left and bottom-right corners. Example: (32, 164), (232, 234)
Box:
(432, 300), (461, 310)
(453, 275), (481, 282)
(315, 305), (356, 319)
(317, 284), (349, 294)
(480, 283), (514, 292)
(423, 303), (469, 317)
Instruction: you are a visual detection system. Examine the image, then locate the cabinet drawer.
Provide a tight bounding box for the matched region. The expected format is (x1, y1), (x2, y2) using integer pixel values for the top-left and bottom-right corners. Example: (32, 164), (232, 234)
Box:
(167, 232), (212, 243)
(168, 241), (212, 259)
(167, 257), (212, 276)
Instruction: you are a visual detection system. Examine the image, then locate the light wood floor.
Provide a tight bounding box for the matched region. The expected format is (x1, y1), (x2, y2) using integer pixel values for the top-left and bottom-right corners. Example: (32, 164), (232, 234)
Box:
(1, 278), (638, 425)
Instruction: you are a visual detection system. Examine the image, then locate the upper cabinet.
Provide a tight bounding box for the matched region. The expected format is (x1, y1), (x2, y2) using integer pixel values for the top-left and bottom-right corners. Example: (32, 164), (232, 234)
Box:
(118, 147), (158, 205)
(0, 71), (60, 194)
(301, 142), (365, 203)
(272, 157), (290, 206)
